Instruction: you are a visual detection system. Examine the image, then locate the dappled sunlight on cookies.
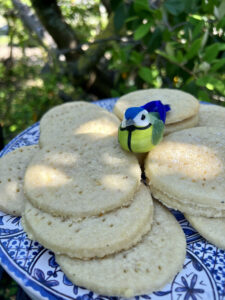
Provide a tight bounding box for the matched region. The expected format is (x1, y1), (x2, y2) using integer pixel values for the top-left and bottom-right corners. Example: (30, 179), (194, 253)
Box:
(101, 174), (130, 191)
(145, 127), (225, 217)
(39, 101), (120, 147)
(41, 151), (78, 167)
(23, 184), (153, 259)
(3, 181), (20, 200)
(24, 133), (141, 218)
(74, 118), (118, 135)
(0, 145), (38, 215)
(25, 165), (71, 188)
(149, 142), (223, 180)
(102, 152), (129, 166)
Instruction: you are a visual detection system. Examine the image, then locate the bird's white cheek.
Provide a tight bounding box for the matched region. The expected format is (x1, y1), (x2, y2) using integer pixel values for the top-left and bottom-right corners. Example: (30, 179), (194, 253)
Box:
(134, 119), (149, 127)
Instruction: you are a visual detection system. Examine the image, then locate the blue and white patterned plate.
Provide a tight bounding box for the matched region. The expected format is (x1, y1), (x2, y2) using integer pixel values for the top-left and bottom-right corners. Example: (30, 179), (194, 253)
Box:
(0, 99), (224, 300)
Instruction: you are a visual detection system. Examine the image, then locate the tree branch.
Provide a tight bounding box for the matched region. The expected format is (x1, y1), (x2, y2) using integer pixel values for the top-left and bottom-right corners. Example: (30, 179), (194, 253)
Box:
(157, 52), (197, 79)
(30, 0), (81, 60)
(55, 36), (137, 55)
(72, 13), (120, 77)
(12, 0), (55, 50)
(21, 1), (123, 98)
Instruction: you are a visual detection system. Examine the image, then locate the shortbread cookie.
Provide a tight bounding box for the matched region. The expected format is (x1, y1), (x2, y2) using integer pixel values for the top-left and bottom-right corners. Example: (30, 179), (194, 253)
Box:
(198, 103), (225, 127)
(164, 113), (199, 135)
(145, 127), (225, 217)
(22, 184), (153, 259)
(0, 145), (39, 215)
(114, 89), (199, 133)
(185, 214), (225, 250)
(24, 133), (141, 218)
(39, 101), (120, 147)
(56, 201), (186, 298)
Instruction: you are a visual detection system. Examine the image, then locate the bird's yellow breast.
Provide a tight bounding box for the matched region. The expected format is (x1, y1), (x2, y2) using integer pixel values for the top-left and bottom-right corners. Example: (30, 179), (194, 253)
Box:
(118, 126), (154, 153)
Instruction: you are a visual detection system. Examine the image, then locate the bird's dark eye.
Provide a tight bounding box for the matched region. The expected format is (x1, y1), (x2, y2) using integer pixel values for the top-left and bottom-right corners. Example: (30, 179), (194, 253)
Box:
(141, 114), (146, 120)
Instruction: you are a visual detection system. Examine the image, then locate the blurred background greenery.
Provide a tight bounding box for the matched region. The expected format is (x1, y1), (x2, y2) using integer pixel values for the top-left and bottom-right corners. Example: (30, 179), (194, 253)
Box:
(0, 0), (225, 146)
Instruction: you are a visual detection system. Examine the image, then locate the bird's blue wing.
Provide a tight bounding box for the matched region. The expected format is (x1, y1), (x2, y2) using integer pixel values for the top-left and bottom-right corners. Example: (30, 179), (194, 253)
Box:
(141, 100), (170, 123)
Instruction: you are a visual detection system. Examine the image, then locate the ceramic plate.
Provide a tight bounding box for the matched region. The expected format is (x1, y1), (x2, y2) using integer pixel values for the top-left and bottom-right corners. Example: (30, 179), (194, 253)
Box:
(0, 99), (224, 300)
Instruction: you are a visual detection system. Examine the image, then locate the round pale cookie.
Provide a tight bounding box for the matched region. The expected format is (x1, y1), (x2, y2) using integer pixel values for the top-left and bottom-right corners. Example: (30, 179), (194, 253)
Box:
(198, 103), (225, 127)
(39, 101), (120, 147)
(22, 184), (153, 259)
(185, 214), (225, 250)
(56, 201), (186, 298)
(0, 145), (39, 216)
(145, 127), (225, 217)
(114, 89), (199, 127)
(24, 133), (141, 218)
(164, 113), (199, 135)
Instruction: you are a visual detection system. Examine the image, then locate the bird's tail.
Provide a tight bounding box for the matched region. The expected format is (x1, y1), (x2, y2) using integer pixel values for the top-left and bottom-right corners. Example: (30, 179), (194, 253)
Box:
(141, 100), (171, 123)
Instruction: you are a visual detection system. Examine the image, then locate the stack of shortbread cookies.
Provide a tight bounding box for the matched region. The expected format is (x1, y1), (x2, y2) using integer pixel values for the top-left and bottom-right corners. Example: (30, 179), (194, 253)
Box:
(11, 88), (225, 297)
(21, 100), (186, 297)
(114, 88), (200, 135)
(115, 89), (225, 251)
(198, 102), (225, 128)
(145, 126), (225, 250)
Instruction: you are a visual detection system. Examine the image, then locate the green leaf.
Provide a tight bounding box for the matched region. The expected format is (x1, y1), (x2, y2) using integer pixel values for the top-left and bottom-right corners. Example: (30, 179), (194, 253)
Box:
(198, 61), (210, 72)
(9, 125), (17, 132)
(215, 0), (225, 20)
(111, 89), (120, 97)
(164, 0), (185, 15)
(185, 38), (202, 60)
(155, 50), (177, 63)
(114, 2), (127, 31)
(134, 0), (151, 12)
(211, 58), (225, 72)
(203, 43), (225, 63)
(148, 27), (162, 51)
(217, 17), (225, 29)
(184, 0), (199, 13)
(134, 23), (151, 40)
(196, 76), (225, 95)
(125, 16), (139, 23)
(138, 67), (154, 84)
(213, 79), (225, 95)
(130, 51), (144, 64)
(111, 0), (122, 10)
(201, 28), (209, 49)
(189, 14), (204, 21)
(202, 0), (215, 13)
(177, 50), (184, 63)
(120, 48), (128, 63)
(165, 42), (175, 57)
(192, 21), (204, 39)
(197, 90), (211, 102)
(162, 28), (172, 42)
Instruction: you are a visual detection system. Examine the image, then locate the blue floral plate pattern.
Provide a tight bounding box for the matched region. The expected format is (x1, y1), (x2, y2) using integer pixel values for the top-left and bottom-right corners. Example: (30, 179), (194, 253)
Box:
(0, 99), (225, 300)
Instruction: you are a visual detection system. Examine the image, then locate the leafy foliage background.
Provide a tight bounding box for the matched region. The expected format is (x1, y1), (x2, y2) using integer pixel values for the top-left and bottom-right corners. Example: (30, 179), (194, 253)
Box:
(0, 0), (225, 145)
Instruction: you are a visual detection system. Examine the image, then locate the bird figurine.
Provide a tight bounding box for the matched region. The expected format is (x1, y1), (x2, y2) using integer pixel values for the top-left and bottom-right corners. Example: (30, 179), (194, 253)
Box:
(118, 100), (170, 153)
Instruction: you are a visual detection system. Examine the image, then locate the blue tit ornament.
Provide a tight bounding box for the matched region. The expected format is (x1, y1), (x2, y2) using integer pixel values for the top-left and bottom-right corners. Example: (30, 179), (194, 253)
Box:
(118, 100), (170, 153)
